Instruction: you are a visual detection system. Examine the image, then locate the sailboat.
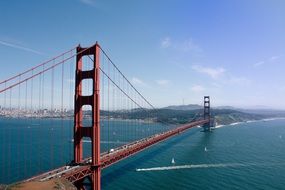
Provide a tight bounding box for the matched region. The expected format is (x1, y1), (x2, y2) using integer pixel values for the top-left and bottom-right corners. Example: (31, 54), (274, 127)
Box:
(171, 158), (175, 164)
(204, 147), (208, 152)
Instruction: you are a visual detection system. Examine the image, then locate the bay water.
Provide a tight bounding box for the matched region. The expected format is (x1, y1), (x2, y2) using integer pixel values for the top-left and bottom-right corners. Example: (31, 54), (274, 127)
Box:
(1, 118), (285, 189)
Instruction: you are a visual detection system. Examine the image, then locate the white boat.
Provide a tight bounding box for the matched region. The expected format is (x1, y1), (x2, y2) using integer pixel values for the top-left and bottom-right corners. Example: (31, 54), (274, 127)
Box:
(204, 147), (208, 152)
(171, 158), (175, 164)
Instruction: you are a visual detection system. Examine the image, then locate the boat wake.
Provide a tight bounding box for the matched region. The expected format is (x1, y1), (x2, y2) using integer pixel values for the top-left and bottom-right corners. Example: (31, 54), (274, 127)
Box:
(136, 162), (285, 172)
(136, 163), (246, 172)
(215, 117), (285, 129)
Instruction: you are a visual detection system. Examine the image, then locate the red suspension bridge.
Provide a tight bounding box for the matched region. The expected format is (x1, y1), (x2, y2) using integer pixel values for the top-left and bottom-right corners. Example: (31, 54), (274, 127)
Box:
(0, 42), (213, 189)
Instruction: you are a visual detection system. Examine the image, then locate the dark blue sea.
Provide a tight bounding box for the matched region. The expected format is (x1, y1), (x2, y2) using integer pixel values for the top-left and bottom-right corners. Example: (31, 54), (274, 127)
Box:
(1, 118), (285, 189)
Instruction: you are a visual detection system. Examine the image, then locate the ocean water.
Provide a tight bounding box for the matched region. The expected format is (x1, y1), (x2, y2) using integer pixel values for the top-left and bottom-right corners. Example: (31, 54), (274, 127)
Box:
(1, 118), (285, 189)
(102, 119), (285, 190)
(0, 117), (171, 184)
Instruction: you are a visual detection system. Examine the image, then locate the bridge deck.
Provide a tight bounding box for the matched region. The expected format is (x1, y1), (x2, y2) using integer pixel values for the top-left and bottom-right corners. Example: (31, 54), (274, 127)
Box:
(24, 119), (209, 184)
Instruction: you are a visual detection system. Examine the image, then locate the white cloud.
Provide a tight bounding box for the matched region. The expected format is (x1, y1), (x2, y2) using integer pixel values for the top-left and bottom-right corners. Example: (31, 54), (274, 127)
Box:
(270, 56), (279, 61)
(191, 85), (205, 92)
(254, 55), (281, 67)
(156, 80), (170, 86)
(192, 65), (250, 87)
(160, 37), (202, 54)
(254, 61), (265, 67)
(161, 37), (171, 48)
(192, 65), (225, 79)
(0, 40), (44, 55)
(179, 39), (202, 52)
(131, 77), (146, 86)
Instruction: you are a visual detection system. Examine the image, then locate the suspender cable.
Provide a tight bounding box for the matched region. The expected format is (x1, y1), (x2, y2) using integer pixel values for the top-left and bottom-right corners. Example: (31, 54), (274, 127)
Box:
(61, 55), (65, 164)
(50, 65), (54, 169)
(107, 57), (110, 152)
(69, 50), (73, 161)
(0, 48), (75, 86)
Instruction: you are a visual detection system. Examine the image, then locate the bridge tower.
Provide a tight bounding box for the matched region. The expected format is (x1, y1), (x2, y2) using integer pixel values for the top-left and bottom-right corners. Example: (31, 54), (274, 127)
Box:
(203, 96), (212, 131)
(74, 43), (101, 190)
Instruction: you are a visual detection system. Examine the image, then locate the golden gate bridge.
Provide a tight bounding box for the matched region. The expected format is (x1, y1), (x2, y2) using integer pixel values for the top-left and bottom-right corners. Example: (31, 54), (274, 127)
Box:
(0, 42), (213, 189)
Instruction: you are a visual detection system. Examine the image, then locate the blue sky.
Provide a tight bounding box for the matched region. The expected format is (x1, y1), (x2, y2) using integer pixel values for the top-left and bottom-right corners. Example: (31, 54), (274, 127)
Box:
(0, 0), (285, 108)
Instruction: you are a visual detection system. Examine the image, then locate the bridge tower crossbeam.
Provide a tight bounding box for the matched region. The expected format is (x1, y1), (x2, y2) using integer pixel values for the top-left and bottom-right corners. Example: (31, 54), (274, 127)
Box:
(74, 42), (101, 190)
